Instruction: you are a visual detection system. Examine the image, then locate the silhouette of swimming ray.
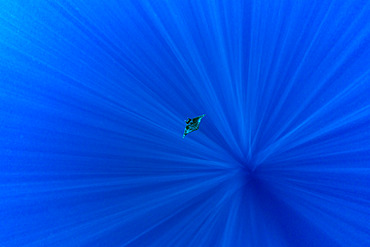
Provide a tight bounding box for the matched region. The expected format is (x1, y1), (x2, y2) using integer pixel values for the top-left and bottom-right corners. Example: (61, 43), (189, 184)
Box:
(183, 114), (206, 138)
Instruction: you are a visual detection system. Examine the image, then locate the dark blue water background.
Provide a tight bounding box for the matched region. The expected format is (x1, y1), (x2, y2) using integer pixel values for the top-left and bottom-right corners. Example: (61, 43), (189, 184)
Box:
(0, 0), (370, 246)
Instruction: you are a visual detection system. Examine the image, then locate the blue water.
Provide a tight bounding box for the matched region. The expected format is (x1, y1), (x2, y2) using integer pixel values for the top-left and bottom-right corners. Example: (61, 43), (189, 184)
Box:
(1, 0), (370, 246)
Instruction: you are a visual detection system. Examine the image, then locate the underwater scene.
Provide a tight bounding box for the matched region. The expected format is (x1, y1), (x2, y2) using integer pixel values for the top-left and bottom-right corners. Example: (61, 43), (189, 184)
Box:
(0, 0), (370, 246)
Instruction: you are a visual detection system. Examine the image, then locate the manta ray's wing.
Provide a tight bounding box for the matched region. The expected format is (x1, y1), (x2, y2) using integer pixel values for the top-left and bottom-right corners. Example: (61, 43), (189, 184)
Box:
(192, 114), (205, 122)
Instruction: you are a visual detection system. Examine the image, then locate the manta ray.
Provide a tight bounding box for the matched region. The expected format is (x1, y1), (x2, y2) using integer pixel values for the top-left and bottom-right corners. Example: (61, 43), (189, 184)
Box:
(183, 114), (205, 138)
